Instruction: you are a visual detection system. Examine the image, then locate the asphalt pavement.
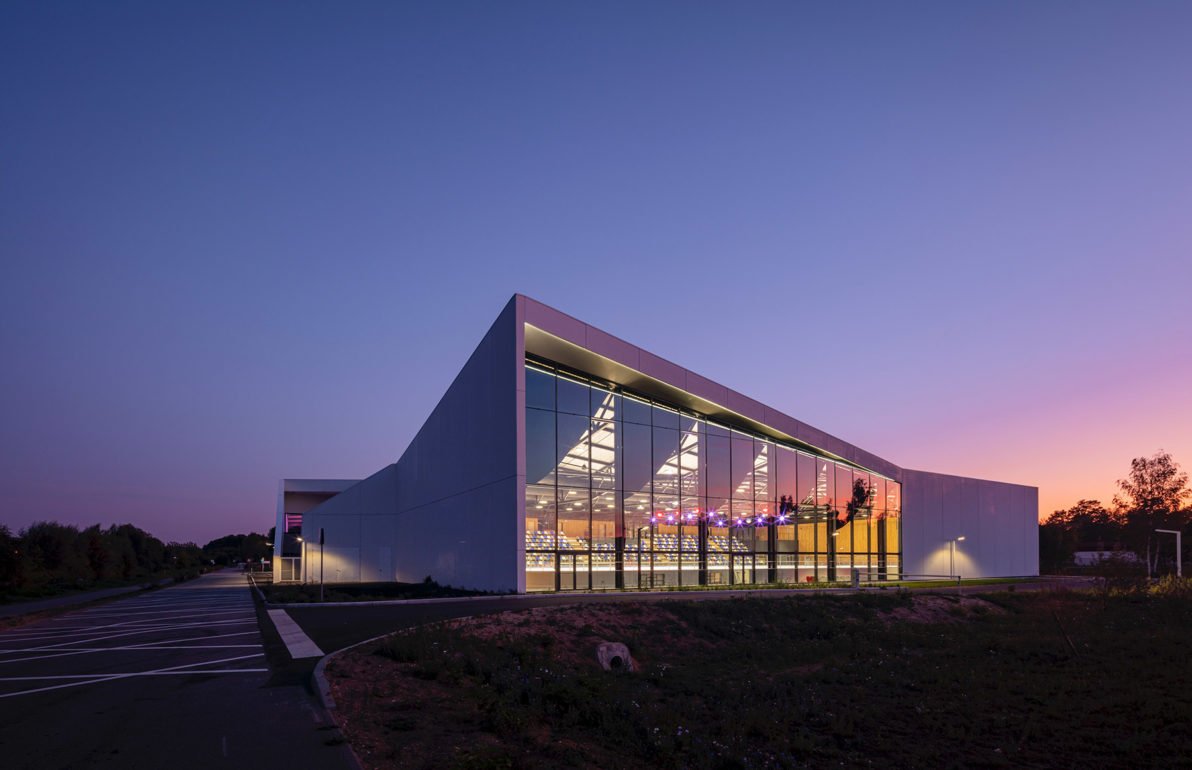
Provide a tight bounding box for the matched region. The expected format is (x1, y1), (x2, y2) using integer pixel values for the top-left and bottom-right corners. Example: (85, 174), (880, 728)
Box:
(0, 570), (354, 770)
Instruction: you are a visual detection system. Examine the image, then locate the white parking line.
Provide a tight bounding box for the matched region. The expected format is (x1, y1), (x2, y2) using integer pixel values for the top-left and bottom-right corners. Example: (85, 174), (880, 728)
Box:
(0, 619), (260, 650)
(0, 653), (268, 699)
(78, 606), (254, 619)
(0, 645), (261, 664)
(79, 600), (255, 613)
(0, 612), (257, 643)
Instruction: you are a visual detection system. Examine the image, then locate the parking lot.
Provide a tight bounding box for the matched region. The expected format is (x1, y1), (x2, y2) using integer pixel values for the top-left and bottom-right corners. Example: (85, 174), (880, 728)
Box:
(0, 575), (265, 700)
(0, 571), (353, 769)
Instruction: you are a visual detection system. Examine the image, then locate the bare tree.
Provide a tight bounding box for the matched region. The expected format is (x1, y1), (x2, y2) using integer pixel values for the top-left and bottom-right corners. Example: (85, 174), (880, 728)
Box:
(1113, 451), (1191, 577)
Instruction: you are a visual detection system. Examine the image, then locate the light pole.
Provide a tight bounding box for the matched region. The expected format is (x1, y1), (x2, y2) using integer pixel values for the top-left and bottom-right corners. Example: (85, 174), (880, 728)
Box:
(1156, 529), (1182, 578)
(319, 527), (325, 602)
(949, 535), (966, 578)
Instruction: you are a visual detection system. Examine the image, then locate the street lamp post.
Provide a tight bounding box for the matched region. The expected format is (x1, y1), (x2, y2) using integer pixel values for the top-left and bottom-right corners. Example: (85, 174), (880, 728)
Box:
(1156, 529), (1183, 578)
(949, 535), (966, 579)
(319, 527), (325, 602)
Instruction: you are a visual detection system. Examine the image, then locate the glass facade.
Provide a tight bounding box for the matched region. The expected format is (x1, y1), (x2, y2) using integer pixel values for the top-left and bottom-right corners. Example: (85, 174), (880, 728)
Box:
(524, 361), (902, 591)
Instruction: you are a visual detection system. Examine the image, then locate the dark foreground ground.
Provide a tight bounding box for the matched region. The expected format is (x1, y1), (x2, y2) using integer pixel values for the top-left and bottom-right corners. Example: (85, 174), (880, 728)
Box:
(0, 571), (354, 770)
(285, 578), (1082, 654)
(325, 581), (1192, 770)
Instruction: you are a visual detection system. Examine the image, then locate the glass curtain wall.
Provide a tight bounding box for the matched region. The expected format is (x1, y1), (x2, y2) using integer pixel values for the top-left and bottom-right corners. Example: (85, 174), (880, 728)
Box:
(524, 362), (901, 591)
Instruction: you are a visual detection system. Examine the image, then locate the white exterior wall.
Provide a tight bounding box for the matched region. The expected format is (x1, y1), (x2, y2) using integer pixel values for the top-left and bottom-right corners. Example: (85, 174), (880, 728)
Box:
(273, 478), (357, 580)
(297, 297), (522, 592)
(391, 298), (521, 592)
(300, 465), (400, 584)
(901, 470), (1038, 578)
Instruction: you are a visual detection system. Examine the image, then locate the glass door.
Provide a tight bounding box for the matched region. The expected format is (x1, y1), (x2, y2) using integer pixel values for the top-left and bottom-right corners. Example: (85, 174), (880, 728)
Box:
(557, 553), (590, 591)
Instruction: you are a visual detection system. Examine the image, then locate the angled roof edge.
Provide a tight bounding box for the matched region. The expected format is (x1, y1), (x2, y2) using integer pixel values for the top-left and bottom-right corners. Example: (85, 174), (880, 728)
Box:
(516, 293), (902, 481)
(279, 478), (360, 494)
(902, 468), (1038, 492)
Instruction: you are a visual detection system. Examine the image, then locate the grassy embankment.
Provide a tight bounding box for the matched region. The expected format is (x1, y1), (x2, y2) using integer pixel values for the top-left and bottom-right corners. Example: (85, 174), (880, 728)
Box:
(262, 578), (495, 604)
(265, 577), (1034, 604)
(327, 579), (1192, 769)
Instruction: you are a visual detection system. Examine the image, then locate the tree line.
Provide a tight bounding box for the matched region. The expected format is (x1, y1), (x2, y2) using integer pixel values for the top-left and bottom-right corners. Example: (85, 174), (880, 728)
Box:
(1040, 451), (1191, 575)
(0, 521), (274, 600)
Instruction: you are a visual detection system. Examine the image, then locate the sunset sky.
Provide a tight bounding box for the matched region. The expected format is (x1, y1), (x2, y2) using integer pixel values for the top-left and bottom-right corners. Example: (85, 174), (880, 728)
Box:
(3, 2), (1190, 544)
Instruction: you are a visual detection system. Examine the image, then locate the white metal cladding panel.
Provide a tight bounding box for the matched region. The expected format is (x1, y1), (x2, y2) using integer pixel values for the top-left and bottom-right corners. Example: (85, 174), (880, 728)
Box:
(393, 475), (520, 592)
(1025, 487), (1040, 575)
(903, 470), (1038, 578)
(927, 474), (943, 574)
(396, 298), (519, 513)
(976, 482), (995, 575)
(361, 515), (398, 582)
(996, 483), (1017, 575)
(300, 515), (400, 584)
(302, 514), (362, 583)
(392, 297), (520, 592)
(903, 470), (942, 577)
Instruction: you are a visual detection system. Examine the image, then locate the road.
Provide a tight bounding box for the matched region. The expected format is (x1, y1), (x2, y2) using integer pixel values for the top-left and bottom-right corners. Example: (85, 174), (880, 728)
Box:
(0, 571), (354, 770)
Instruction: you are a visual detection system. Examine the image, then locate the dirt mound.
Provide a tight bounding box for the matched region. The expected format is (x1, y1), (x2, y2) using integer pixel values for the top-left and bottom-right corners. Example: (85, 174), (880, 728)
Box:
(880, 593), (1006, 624)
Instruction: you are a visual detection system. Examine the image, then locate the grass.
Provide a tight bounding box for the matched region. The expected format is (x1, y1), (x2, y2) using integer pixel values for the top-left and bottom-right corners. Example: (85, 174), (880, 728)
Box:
(262, 577), (495, 604)
(0, 568), (205, 605)
(332, 580), (1192, 769)
(882, 576), (1033, 589)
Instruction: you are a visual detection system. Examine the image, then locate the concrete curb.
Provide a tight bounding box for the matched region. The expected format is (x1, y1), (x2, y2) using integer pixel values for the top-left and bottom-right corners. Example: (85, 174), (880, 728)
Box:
(312, 630), (397, 770)
(245, 574), (268, 603)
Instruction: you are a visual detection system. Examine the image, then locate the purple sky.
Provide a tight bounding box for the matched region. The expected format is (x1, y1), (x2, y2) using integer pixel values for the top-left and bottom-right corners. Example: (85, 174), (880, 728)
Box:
(3, 2), (1191, 545)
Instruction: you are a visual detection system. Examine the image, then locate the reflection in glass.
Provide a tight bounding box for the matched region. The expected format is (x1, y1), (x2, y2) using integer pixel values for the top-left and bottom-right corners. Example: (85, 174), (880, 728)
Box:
(522, 362), (900, 591)
(591, 387), (619, 421)
(557, 376), (589, 416)
(731, 433), (754, 500)
(556, 413), (590, 488)
(754, 441), (771, 502)
(623, 395), (652, 425)
(651, 404), (680, 430)
(526, 408), (556, 485)
(526, 366), (555, 410)
(622, 422), (652, 495)
(652, 426), (680, 500)
(590, 419), (617, 490)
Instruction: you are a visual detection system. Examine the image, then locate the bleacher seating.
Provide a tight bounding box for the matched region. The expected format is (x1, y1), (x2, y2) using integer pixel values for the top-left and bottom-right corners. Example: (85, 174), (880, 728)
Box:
(525, 530), (756, 562)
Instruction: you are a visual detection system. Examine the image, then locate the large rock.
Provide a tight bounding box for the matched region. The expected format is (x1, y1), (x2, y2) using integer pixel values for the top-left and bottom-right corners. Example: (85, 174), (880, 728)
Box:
(596, 642), (634, 672)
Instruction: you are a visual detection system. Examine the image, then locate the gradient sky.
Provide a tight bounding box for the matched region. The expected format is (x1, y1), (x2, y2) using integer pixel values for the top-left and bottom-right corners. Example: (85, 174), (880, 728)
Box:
(3, 2), (1190, 545)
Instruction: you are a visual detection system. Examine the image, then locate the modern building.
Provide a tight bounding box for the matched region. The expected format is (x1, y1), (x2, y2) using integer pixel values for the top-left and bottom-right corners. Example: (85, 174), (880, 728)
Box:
(275, 294), (1038, 592)
(273, 478), (357, 582)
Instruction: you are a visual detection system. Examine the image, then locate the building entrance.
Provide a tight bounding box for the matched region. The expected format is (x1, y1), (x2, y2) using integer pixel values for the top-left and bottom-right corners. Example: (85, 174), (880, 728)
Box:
(557, 552), (589, 591)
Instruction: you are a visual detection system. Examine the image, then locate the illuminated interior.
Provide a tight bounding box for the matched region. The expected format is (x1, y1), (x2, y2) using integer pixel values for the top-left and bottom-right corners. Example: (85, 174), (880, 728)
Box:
(524, 361), (901, 591)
